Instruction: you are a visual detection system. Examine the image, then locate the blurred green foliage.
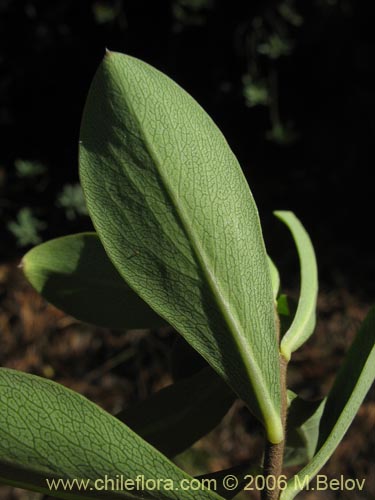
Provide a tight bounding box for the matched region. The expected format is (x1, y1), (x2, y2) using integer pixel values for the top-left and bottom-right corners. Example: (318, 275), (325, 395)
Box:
(57, 184), (88, 221)
(14, 159), (46, 178)
(1, 158), (89, 249)
(7, 208), (46, 247)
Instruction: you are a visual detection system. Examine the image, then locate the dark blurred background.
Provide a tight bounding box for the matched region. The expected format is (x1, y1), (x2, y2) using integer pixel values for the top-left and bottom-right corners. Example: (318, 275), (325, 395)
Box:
(1, 0), (374, 296)
(1, 3), (375, 499)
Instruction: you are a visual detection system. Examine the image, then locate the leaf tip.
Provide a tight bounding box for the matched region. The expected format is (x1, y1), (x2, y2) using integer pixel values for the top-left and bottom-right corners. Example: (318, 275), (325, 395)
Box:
(273, 210), (293, 221)
(20, 251), (31, 272)
(20, 248), (37, 284)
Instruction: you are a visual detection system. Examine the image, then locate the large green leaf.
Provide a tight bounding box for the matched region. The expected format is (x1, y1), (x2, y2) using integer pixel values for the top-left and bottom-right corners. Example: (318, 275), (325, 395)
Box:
(280, 305), (375, 499)
(117, 367), (235, 457)
(79, 52), (282, 442)
(22, 232), (164, 329)
(275, 211), (318, 360)
(0, 368), (223, 500)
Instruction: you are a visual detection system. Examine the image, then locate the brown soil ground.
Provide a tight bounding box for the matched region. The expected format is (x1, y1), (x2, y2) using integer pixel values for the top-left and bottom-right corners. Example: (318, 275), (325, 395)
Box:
(0, 262), (374, 500)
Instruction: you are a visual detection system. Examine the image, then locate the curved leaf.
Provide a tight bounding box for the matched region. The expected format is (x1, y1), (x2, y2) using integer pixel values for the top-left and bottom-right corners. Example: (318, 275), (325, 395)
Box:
(117, 367), (235, 457)
(22, 232), (164, 329)
(275, 211), (318, 360)
(0, 368), (223, 500)
(281, 305), (375, 499)
(79, 52), (282, 442)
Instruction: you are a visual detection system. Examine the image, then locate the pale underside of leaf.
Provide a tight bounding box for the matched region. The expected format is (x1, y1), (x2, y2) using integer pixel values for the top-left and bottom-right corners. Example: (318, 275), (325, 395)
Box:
(79, 52), (282, 442)
(0, 368), (223, 500)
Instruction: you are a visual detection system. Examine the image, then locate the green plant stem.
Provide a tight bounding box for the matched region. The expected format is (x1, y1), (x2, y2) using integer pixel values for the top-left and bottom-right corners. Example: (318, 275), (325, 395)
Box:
(262, 355), (288, 500)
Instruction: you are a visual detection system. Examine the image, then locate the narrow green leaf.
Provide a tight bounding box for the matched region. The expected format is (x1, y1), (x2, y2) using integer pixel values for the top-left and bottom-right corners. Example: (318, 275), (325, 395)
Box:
(0, 368), (224, 500)
(117, 367), (235, 457)
(79, 52), (282, 442)
(22, 232), (164, 329)
(281, 305), (375, 499)
(275, 211), (318, 360)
